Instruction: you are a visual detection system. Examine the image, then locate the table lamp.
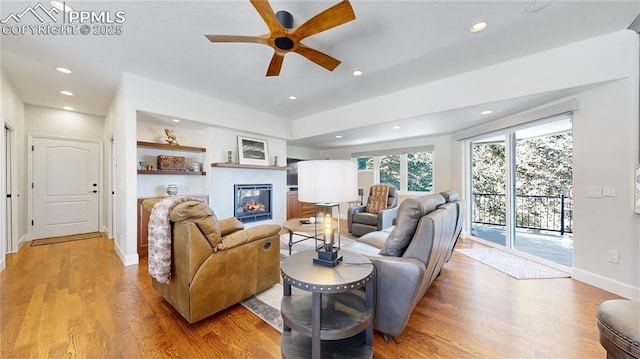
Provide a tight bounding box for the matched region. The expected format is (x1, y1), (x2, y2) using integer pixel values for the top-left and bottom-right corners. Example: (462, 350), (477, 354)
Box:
(298, 160), (358, 267)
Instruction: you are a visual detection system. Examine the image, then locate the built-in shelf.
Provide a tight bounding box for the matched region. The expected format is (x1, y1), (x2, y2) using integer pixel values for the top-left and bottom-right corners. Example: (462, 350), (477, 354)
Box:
(210, 162), (291, 171)
(137, 170), (206, 176)
(136, 141), (206, 152)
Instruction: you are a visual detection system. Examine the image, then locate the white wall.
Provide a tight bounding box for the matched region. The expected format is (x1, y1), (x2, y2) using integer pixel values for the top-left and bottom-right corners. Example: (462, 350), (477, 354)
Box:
(25, 105), (104, 140)
(570, 79), (639, 298)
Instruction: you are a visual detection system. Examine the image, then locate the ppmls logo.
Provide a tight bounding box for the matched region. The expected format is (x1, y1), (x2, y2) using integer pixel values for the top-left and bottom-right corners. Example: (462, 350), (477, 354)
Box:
(1, 2), (126, 36)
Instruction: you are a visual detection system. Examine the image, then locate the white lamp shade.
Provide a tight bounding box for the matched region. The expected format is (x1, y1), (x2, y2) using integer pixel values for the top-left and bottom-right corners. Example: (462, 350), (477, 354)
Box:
(298, 160), (358, 203)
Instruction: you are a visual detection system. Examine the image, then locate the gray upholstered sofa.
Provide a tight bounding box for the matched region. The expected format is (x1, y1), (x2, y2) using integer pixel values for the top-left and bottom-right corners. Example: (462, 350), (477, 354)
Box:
(342, 190), (465, 342)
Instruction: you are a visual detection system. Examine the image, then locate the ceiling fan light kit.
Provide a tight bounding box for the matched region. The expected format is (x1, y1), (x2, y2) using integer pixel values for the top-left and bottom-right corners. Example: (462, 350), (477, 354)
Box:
(205, 0), (355, 77)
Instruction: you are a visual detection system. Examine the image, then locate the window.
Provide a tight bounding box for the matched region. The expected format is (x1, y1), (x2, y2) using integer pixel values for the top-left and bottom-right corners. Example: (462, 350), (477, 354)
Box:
(380, 154), (400, 189)
(356, 156), (373, 170)
(407, 151), (433, 192)
(354, 149), (433, 193)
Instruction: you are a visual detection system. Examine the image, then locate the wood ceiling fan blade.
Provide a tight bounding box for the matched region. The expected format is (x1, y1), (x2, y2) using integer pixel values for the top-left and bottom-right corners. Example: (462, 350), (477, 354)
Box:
(295, 44), (341, 71)
(266, 52), (285, 77)
(291, 1), (355, 41)
(250, 0), (285, 37)
(205, 34), (268, 45)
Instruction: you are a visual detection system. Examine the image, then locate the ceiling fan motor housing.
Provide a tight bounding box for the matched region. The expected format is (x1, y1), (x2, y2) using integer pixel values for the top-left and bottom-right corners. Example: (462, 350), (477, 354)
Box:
(276, 10), (294, 29)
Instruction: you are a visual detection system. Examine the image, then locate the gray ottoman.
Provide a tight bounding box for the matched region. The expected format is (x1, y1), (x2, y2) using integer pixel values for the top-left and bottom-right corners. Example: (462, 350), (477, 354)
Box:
(596, 299), (640, 358)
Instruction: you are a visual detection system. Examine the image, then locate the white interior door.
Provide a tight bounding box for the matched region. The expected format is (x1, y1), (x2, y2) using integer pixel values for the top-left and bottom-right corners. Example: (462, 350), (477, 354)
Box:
(32, 137), (99, 239)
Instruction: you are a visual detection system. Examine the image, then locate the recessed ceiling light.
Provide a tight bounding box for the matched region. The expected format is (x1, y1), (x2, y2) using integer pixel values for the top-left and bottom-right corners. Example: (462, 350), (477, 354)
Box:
(352, 70), (363, 77)
(63, 106), (74, 111)
(335, 135), (342, 139)
(481, 110), (493, 115)
(50, 1), (74, 12)
(470, 21), (488, 33)
(288, 96), (297, 101)
(60, 90), (73, 96)
(393, 126), (400, 130)
(56, 67), (71, 74)
(172, 119), (180, 123)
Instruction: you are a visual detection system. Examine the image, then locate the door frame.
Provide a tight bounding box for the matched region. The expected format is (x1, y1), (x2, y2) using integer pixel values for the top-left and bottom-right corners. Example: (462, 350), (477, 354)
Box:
(28, 133), (103, 240)
(3, 123), (18, 255)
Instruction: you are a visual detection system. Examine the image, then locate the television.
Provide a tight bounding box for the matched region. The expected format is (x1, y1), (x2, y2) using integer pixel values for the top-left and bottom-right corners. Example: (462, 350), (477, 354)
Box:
(287, 158), (302, 189)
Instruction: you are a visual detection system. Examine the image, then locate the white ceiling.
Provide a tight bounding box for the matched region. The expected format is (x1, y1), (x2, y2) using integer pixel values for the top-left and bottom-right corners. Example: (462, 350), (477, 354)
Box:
(1, 0), (639, 149)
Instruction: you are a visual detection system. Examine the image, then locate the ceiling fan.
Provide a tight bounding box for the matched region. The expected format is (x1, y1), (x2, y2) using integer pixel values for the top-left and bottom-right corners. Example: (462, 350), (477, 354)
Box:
(205, 0), (355, 77)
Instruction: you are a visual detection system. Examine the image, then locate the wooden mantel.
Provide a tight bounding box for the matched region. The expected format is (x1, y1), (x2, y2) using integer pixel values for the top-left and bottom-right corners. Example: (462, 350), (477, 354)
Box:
(210, 162), (291, 171)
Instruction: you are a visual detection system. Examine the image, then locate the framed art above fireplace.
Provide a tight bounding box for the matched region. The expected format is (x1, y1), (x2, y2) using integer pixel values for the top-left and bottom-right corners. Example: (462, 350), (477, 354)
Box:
(238, 136), (269, 166)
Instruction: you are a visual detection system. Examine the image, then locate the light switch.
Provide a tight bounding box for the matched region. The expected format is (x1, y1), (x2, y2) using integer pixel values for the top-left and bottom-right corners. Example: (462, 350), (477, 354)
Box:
(603, 187), (616, 197)
(587, 186), (602, 198)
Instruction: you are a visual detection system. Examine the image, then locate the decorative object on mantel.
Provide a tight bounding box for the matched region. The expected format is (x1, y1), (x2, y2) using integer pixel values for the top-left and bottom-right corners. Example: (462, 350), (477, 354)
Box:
(298, 160), (358, 267)
(146, 164), (153, 171)
(226, 149), (234, 164)
(166, 184), (179, 196)
(164, 128), (179, 146)
(273, 155), (279, 167)
(190, 162), (201, 172)
(238, 136), (269, 166)
(139, 161), (148, 170)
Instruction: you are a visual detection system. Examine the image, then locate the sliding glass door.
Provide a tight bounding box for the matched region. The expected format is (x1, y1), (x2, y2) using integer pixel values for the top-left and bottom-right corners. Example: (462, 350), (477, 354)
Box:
(470, 117), (573, 267)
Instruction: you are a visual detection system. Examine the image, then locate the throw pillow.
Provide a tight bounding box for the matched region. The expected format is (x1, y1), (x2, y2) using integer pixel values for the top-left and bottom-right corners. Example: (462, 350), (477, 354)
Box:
(367, 184), (390, 214)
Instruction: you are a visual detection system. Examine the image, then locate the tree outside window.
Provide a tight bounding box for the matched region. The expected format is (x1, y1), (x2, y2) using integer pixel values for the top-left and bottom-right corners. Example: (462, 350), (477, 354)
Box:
(408, 151), (433, 192)
(356, 151), (434, 192)
(380, 154), (400, 189)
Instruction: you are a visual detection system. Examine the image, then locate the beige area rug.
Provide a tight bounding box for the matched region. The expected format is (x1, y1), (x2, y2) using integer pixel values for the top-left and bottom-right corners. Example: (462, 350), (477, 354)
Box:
(240, 233), (357, 332)
(30, 231), (103, 246)
(455, 247), (570, 280)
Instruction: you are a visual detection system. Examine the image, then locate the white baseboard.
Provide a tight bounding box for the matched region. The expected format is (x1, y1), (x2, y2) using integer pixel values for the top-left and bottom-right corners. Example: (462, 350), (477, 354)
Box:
(18, 234), (28, 249)
(114, 235), (138, 266)
(101, 225), (114, 239)
(572, 267), (637, 299)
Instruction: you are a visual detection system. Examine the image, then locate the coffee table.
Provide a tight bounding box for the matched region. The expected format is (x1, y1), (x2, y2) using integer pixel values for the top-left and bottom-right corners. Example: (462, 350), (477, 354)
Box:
(282, 218), (322, 255)
(280, 250), (374, 359)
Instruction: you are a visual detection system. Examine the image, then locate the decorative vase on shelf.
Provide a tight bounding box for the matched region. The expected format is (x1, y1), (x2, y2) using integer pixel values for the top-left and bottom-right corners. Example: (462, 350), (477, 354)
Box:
(166, 184), (179, 196)
(226, 149), (234, 164)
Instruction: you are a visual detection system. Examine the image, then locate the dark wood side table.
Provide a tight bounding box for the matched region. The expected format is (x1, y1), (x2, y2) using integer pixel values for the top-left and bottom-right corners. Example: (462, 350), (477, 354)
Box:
(280, 250), (374, 359)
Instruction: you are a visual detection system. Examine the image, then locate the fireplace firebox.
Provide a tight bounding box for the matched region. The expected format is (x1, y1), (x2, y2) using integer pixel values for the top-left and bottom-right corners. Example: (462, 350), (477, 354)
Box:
(234, 184), (273, 223)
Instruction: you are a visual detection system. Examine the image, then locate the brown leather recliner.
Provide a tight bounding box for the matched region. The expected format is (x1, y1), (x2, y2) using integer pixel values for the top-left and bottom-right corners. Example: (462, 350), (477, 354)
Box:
(149, 200), (281, 323)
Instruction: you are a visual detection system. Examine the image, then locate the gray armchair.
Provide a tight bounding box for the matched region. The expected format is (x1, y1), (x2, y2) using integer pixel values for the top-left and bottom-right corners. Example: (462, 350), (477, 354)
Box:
(348, 184), (398, 237)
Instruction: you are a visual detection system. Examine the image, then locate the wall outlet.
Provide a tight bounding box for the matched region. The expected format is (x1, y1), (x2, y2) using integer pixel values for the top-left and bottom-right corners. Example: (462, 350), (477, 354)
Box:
(608, 250), (619, 264)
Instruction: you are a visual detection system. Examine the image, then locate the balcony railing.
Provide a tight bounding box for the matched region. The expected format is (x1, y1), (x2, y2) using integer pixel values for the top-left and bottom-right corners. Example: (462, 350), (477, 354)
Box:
(472, 193), (573, 235)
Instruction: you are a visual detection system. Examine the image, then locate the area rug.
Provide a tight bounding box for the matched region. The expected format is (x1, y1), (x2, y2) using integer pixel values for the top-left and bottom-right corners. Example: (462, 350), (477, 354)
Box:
(30, 231), (103, 246)
(455, 247), (570, 280)
(240, 233), (356, 332)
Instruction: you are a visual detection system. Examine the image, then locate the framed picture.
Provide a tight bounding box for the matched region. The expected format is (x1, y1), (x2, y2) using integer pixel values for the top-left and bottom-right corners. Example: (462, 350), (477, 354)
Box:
(635, 164), (640, 214)
(237, 136), (269, 166)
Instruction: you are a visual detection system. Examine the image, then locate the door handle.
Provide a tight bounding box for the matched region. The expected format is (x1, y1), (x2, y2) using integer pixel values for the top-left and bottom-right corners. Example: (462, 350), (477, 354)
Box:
(89, 190), (98, 193)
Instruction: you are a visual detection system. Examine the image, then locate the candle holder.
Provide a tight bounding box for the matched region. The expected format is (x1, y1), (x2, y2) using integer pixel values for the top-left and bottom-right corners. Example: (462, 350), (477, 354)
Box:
(313, 203), (342, 267)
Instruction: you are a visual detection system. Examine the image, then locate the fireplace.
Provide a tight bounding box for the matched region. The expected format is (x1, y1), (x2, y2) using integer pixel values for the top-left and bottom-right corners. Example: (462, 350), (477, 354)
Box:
(234, 184), (273, 223)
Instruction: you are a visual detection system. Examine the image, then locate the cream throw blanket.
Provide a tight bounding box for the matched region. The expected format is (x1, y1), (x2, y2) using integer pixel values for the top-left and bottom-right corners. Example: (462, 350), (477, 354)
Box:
(148, 196), (204, 284)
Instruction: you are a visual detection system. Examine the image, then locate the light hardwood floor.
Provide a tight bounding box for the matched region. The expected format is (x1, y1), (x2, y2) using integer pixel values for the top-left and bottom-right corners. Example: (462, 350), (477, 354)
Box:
(1, 234), (618, 358)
